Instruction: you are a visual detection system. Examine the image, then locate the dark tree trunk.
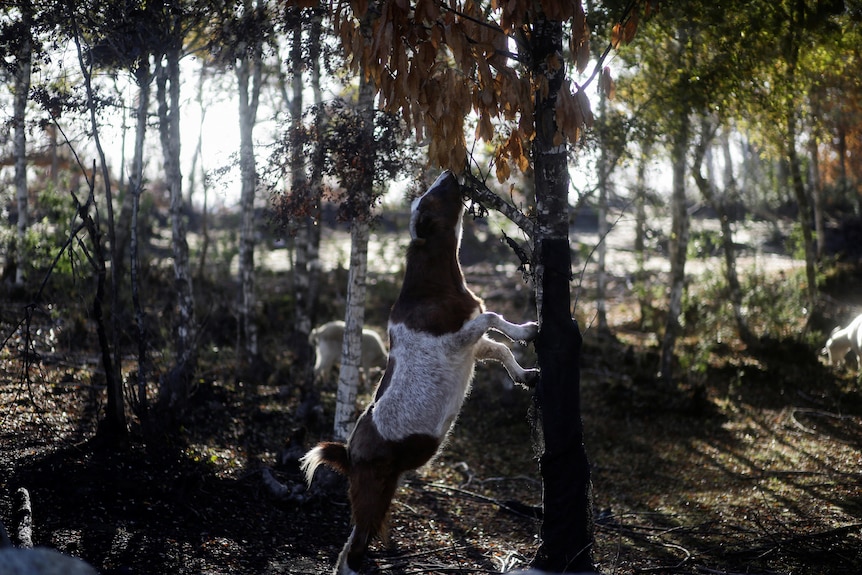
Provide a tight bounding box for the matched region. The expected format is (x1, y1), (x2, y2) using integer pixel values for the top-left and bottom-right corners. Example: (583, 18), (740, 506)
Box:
(528, 12), (595, 574)
(285, 11), (317, 413)
(70, 10), (127, 443)
(532, 240), (594, 572)
(787, 111), (817, 313)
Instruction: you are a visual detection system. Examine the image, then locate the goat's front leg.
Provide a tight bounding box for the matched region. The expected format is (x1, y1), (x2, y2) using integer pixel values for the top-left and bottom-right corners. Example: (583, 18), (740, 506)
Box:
(475, 336), (540, 387)
(455, 312), (538, 347)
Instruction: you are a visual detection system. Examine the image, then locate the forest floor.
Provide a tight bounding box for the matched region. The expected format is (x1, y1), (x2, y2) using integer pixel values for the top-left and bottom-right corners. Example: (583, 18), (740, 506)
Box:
(1, 217), (862, 575)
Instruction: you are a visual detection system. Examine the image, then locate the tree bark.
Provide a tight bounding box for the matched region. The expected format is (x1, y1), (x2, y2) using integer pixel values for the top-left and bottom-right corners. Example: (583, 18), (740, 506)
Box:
(659, 109), (690, 383)
(634, 141), (650, 329)
(787, 110), (817, 313)
(333, 73), (375, 442)
(807, 131), (824, 260)
(285, 11), (317, 404)
(130, 64), (152, 418)
(12, 0), (32, 287)
(70, 9), (127, 441)
(305, 7), (325, 328)
(595, 91), (609, 334)
(528, 13), (594, 574)
(693, 119), (752, 346)
(190, 66), (212, 280)
(236, 5), (264, 369)
(785, 0), (817, 315)
(157, 45), (197, 411)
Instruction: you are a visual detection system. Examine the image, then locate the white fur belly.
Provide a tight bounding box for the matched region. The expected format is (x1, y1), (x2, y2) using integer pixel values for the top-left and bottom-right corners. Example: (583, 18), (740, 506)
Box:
(372, 323), (476, 441)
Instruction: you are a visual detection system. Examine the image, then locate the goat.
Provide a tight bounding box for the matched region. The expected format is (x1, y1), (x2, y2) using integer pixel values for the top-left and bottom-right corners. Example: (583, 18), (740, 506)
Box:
(822, 312), (862, 369)
(300, 170), (539, 575)
(310, 321), (388, 383)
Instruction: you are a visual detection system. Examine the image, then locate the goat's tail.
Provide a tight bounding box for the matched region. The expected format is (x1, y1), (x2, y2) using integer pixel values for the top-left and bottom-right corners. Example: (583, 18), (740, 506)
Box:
(299, 442), (349, 486)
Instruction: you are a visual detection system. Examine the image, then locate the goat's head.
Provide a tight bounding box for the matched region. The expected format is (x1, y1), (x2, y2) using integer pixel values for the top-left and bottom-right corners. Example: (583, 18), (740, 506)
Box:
(409, 171), (464, 246)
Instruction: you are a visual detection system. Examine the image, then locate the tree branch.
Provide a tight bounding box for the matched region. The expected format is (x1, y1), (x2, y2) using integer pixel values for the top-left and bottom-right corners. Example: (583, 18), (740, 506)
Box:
(461, 169), (534, 238)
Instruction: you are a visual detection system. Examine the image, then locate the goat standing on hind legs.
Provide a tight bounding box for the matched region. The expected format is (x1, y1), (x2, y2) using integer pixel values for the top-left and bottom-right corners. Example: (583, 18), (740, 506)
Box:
(300, 171), (539, 575)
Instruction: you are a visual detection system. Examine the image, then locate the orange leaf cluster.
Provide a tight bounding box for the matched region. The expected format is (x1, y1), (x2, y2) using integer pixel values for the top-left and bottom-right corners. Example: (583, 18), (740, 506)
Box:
(555, 79), (593, 146)
(334, 0), (590, 176)
(493, 129), (531, 183)
(611, 7), (639, 49)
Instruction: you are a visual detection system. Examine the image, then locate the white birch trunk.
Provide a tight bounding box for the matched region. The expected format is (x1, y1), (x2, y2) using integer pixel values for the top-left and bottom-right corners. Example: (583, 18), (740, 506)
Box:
(130, 67), (151, 414)
(333, 74), (376, 442)
(333, 218), (370, 441)
(305, 9), (325, 325)
(660, 112), (691, 382)
(633, 142), (651, 328)
(13, 6), (32, 286)
(157, 47), (197, 405)
(236, 16), (263, 364)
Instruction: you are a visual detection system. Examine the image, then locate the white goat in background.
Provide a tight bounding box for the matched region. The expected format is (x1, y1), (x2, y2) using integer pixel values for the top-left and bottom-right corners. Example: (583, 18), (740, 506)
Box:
(822, 312), (862, 369)
(310, 320), (388, 383)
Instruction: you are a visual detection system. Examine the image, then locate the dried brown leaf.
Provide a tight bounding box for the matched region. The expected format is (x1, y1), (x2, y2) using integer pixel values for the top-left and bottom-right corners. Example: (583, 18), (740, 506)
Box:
(495, 155), (511, 183)
(600, 66), (616, 100)
(576, 38), (590, 74)
(611, 22), (622, 49)
(623, 11), (639, 44)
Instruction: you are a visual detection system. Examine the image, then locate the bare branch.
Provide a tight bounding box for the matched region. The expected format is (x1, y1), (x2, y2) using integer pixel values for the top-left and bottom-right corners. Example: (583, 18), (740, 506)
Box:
(461, 169), (534, 238)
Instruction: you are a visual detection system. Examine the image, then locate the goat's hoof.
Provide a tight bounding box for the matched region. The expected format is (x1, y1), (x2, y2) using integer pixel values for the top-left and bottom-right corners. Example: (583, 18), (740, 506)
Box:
(519, 321), (539, 342)
(517, 368), (540, 389)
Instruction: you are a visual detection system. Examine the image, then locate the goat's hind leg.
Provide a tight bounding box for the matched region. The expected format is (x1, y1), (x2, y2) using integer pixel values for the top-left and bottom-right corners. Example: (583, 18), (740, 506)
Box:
(475, 336), (539, 387)
(335, 466), (400, 575)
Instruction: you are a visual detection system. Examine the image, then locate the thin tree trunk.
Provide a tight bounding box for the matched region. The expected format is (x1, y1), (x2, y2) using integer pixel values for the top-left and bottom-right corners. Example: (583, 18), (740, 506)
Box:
(305, 7), (325, 327)
(191, 70), (211, 280)
(333, 73), (375, 442)
(595, 91), (609, 335)
(286, 11), (316, 401)
(719, 128), (752, 345)
(12, 0), (32, 287)
(70, 9), (127, 441)
(528, 12), (594, 573)
(807, 131), (824, 260)
(836, 125), (848, 197)
(785, 0), (817, 314)
(130, 65), (151, 418)
(634, 142), (650, 329)
(787, 111), (817, 313)
(236, 8), (263, 368)
(660, 109), (690, 383)
(113, 78), (135, 282)
(157, 46), (197, 411)
(693, 120), (752, 346)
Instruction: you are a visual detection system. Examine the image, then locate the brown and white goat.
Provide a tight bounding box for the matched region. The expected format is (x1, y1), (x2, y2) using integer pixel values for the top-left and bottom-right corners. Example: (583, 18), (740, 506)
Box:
(300, 171), (539, 575)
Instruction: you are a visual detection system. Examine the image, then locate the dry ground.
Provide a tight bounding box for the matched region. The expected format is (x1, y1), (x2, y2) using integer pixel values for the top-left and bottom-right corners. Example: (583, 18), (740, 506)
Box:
(1, 225), (861, 575)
